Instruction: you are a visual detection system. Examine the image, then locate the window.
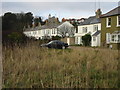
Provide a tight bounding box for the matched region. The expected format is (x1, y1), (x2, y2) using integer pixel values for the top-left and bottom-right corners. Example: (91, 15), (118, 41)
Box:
(54, 29), (56, 34)
(52, 29), (54, 34)
(106, 33), (111, 44)
(111, 34), (120, 43)
(82, 27), (87, 33)
(117, 16), (120, 26)
(118, 35), (120, 42)
(33, 31), (36, 35)
(47, 30), (49, 34)
(93, 25), (98, 31)
(54, 29), (57, 34)
(111, 35), (115, 42)
(93, 37), (96, 41)
(38, 31), (41, 34)
(56, 29), (58, 34)
(106, 18), (111, 27)
(52, 29), (55, 34)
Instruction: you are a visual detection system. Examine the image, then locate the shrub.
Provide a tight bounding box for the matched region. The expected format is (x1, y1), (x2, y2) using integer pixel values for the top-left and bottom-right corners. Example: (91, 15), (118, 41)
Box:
(82, 34), (91, 46)
(7, 32), (28, 44)
(52, 35), (61, 40)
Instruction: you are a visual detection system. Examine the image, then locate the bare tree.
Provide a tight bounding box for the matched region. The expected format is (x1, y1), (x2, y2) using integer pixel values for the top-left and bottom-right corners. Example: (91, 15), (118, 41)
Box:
(57, 21), (75, 37)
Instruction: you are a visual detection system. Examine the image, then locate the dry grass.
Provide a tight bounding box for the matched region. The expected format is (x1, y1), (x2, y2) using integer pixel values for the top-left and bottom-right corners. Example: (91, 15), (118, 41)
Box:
(2, 42), (119, 88)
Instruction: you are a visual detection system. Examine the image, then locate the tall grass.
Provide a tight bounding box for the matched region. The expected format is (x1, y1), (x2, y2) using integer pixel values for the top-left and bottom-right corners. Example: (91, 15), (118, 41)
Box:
(2, 42), (119, 88)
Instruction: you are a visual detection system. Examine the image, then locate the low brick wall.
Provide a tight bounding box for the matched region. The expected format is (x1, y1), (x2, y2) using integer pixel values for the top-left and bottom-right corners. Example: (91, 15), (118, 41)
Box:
(61, 37), (75, 45)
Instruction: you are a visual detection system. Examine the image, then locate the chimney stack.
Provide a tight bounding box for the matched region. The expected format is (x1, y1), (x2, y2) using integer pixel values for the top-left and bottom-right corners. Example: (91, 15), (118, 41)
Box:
(95, 8), (102, 18)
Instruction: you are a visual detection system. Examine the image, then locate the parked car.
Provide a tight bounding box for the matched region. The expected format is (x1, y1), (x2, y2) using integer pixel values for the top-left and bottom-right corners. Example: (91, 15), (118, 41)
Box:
(41, 40), (69, 49)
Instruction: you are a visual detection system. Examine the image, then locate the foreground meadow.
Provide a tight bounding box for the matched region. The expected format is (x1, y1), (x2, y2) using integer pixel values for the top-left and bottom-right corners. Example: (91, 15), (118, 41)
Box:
(2, 42), (120, 88)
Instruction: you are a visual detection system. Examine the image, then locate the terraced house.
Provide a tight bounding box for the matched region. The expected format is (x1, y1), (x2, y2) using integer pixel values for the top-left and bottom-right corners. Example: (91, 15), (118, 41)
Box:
(101, 6), (120, 49)
(75, 9), (102, 47)
(23, 14), (75, 42)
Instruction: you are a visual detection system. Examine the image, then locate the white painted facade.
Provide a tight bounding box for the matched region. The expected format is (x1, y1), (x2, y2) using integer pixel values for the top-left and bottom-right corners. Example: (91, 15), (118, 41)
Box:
(75, 23), (101, 46)
(23, 21), (74, 40)
(91, 33), (101, 47)
(23, 28), (60, 40)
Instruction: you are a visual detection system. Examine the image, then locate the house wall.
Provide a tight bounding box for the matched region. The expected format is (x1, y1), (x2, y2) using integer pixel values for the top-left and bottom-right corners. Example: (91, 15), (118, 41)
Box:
(75, 23), (101, 46)
(77, 23), (101, 34)
(23, 28), (60, 39)
(91, 34), (101, 47)
(101, 15), (120, 48)
(75, 36), (82, 45)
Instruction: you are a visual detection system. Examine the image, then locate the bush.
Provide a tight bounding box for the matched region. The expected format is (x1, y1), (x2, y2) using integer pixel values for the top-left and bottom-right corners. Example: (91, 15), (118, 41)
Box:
(82, 34), (91, 46)
(7, 32), (28, 44)
(52, 35), (61, 40)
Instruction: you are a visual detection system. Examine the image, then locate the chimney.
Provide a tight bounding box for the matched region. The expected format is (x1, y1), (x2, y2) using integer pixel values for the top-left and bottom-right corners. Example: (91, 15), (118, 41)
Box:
(95, 8), (102, 18)
(48, 14), (51, 19)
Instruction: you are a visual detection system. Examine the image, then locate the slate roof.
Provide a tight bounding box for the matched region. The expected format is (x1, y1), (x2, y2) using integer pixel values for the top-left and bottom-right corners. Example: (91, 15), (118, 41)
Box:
(78, 16), (101, 26)
(57, 21), (74, 28)
(92, 30), (101, 36)
(40, 24), (61, 29)
(24, 23), (61, 32)
(101, 6), (120, 18)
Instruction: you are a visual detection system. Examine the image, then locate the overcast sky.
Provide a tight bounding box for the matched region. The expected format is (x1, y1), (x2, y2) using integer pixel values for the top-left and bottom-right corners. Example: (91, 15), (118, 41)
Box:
(1, 1), (120, 21)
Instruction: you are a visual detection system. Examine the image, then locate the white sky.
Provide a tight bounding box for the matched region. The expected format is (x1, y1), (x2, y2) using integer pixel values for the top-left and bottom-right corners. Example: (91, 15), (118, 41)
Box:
(1, 1), (120, 21)
(1, 0), (120, 2)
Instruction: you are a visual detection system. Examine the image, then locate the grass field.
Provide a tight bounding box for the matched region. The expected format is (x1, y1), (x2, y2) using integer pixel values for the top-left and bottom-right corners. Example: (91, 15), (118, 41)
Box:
(2, 42), (120, 88)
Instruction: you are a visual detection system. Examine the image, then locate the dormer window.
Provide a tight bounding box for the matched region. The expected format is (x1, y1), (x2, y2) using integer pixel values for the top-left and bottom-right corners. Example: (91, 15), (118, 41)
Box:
(106, 17), (111, 27)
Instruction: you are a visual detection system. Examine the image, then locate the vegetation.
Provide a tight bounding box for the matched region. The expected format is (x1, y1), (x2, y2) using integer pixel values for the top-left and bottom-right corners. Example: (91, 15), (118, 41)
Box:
(82, 34), (91, 46)
(34, 17), (45, 27)
(2, 12), (45, 44)
(2, 42), (119, 88)
(2, 12), (34, 31)
(52, 36), (61, 40)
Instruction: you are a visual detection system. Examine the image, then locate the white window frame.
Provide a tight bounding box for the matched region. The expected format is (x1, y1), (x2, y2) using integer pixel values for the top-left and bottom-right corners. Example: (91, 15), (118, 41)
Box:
(118, 35), (120, 43)
(93, 25), (98, 32)
(54, 28), (57, 34)
(93, 36), (96, 41)
(52, 29), (54, 34)
(38, 30), (41, 34)
(82, 27), (87, 33)
(106, 33), (111, 44)
(117, 16), (120, 27)
(111, 34), (120, 43)
(106, 17), (111, 27)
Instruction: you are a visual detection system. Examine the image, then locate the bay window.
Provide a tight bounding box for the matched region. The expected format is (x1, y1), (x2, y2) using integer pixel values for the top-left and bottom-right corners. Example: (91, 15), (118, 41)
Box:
(111, 34), (120, 43)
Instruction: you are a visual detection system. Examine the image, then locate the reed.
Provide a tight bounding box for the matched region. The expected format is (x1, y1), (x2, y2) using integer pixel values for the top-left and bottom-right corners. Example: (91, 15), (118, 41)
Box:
(2, 43), (119, 88)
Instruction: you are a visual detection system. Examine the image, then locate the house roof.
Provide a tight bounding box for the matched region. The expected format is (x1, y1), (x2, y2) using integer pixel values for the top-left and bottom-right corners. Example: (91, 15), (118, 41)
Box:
(24, 23), (61, 32)
(101, 6), (120, 18)
(40, 24), (61, 29)
(92, 30), (101, 36)
(57, 21), (74, 28)
(78, 16), (101, 26)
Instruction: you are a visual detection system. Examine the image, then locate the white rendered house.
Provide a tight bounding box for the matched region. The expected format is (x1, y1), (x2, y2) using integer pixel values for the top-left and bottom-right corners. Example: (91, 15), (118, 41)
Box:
(75, 9), (102, 47)
(23, 25), (60, 40)
(23, 20), (74, 40)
